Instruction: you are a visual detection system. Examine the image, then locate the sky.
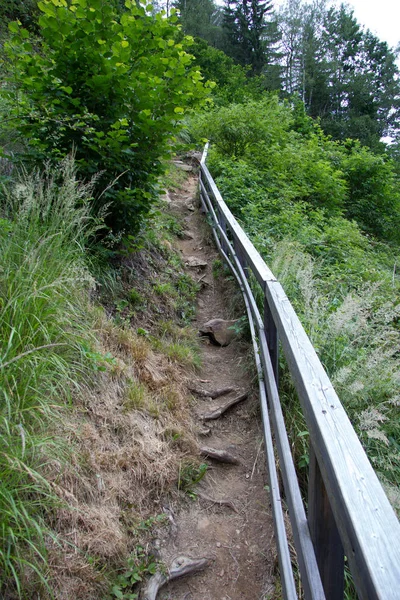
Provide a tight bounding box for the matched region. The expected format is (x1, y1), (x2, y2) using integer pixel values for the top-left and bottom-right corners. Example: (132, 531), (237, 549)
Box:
(345, 0), (400, 50)
(273, 0), (400, 51)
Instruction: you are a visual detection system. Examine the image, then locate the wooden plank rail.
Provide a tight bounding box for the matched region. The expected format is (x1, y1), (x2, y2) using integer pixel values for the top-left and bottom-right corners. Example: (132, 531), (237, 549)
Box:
(198, 144), (400, 600)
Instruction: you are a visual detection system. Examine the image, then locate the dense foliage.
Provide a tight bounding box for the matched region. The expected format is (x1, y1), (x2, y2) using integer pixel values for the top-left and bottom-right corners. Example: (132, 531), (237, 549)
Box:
(187, 38), (266, 105)
(190, 97), (400, 504)
(192, 96), (400, 242)
(2, 0), (211, 237)
(222, 0), (281, 81)
(0, 0), (39, 35)
(177, 0), (400, 150)
(1, 0), (400, 595)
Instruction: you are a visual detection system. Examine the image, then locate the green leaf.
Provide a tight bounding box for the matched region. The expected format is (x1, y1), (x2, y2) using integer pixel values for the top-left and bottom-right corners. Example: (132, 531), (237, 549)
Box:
(111, 586), (124, 599)
(8, 21), (20, 33)
(174, 107), (185, 114)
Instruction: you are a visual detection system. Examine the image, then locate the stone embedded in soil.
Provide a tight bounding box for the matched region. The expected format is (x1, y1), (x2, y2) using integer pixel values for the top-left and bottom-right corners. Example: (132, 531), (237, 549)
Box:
(199, 318), (239, 347)
(185, 256), (208, 269)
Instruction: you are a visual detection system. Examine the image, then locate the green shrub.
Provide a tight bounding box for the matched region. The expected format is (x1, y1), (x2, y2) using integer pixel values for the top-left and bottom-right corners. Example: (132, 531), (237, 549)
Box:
(188, 37), (265, 105)
(341, 142), (400, 243)
(2, 0), (211, 238)
(190, 96), (292, 157)
(198, 96), (400, 501)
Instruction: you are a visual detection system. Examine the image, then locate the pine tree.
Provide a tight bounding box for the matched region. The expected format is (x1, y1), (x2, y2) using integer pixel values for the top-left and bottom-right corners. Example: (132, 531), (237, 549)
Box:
(174, 0), (223, 47)
(278, 0), (400, 147)
(222, 0), (281, 82)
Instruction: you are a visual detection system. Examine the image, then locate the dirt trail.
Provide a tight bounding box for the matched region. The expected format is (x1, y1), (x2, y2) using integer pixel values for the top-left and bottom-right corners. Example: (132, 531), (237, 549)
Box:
(157, 170), (277, 600)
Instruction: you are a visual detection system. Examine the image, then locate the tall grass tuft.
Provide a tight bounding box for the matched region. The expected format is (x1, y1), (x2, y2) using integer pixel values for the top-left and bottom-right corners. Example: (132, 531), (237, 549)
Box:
(0, 158), (98, 596)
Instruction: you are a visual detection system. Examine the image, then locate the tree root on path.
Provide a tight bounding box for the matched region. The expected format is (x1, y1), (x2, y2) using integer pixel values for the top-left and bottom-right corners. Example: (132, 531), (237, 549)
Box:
(141, 555), (212, 600)
(189, 386), (235, 399)
(202, 391), (249, 420)
(200, 446), (241, 465)
(196, 491), (239, 513)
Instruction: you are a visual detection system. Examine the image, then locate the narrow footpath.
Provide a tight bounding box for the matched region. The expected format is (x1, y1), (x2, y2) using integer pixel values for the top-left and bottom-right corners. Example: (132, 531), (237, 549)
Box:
(157, 169), (278, 600)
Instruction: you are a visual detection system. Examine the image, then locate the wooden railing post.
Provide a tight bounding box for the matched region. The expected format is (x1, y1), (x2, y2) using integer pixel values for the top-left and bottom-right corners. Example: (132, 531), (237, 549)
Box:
(218, 207), (229, 255)
(264, 294), (279, 384)
(234, 237), (248, 278)
(308, 446), (344, 600)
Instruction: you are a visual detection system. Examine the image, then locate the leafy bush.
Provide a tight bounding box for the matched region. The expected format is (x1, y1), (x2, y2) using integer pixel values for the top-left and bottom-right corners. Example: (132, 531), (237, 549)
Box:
(191, 96), (292, 157)
(188, 37), (265, 105)
(197, 96), (400, 501)
(2, 0), (211, 237)
(341, 142), (400, 242)
(0, 158), (96, 595)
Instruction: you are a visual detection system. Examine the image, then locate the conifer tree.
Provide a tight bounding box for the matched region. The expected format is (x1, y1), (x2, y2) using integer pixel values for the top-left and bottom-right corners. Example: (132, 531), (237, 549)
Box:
(278, 0), (400, 147)
(173, 0), (223, 47)
(222, 0), (281, 82)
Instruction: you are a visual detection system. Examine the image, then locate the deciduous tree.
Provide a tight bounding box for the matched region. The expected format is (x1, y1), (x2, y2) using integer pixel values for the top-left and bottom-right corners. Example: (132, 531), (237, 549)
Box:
(3, 0), (211, 238)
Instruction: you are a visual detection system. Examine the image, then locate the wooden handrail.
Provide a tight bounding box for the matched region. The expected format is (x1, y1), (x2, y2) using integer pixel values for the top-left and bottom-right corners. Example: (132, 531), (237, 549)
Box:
(199, 144), (400, 600)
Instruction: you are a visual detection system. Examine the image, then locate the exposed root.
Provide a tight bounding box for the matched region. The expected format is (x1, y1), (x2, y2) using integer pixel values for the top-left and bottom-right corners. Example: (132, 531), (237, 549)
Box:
(202, 391), (249, 420)
(197, 426), (212, 436)
(196, 491), (239, 513)
(141, 555), (212, 600)
(200, 446), (241, 465)
(189, 386), (235, 399)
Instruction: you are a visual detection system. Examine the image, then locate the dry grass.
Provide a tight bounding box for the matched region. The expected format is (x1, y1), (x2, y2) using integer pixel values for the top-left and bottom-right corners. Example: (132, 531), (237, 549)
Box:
(35, 312), (199, 599)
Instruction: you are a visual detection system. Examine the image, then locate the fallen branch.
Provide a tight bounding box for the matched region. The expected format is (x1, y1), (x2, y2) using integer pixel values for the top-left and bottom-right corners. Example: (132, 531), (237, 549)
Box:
(202, 391), (248, 420)
(142, 555), (211, 600)
(189, 386), (235, 399)
(197, 491), (238, 513)
(200, 446), (241, 465)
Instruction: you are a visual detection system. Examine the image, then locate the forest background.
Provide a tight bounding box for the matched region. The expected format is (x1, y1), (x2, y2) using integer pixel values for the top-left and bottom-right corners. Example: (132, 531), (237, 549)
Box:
(0, 0), (400, 597)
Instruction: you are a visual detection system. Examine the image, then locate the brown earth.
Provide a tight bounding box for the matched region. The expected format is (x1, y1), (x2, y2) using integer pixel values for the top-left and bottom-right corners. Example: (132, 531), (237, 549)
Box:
(156, 171), (278, 600)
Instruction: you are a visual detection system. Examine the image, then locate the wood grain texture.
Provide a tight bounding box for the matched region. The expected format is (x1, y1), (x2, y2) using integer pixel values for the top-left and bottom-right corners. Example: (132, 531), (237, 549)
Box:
(265, 280), (400, 600)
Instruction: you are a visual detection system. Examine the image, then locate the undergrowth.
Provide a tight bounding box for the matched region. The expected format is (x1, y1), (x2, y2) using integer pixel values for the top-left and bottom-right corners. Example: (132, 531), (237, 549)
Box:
(0, 158), (97, 596)
(198, 105), (400, 511)
(0, 159), (202, 598)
